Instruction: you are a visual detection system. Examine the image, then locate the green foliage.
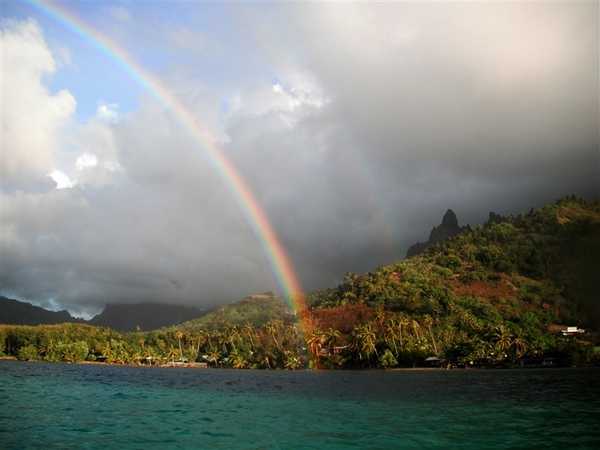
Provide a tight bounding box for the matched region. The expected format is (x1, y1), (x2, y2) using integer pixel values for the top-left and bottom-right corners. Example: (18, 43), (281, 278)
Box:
(174, 293), (294, 332)
(1, 196), (597, 370)
(379, 349), (398, 368)
(17, 344), (38, 361)
(303, 196), (599, 368)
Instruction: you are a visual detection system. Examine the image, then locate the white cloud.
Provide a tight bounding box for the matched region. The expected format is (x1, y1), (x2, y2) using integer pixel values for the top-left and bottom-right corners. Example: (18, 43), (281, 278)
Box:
(96, 102), (119, 122)
(224, 71), (328, 130)
(0, 19), (76, 189)
(75, 153), (98, 171)
(69, 119), (122, 186)
(1, 4), (597, 316)
(272, 81), (327, 112)
(48, 170), (75, 189)
(272, 83), (284, 95)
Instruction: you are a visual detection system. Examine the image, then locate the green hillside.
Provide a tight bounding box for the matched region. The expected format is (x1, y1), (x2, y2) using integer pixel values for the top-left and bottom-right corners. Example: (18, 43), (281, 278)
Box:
(310, 196), (599, 324)
(2, 196), (598, 369)
(171, 292), (294, 331)
(303, 196), (599, 367)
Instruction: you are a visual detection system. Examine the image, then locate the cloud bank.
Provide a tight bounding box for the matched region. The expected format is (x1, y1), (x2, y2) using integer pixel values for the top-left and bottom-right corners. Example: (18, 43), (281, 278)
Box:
(1, 2), (598, 315)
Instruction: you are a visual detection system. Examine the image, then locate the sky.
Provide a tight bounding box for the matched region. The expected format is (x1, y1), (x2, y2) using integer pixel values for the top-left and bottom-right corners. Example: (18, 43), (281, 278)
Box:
(1, 1), (598, 317)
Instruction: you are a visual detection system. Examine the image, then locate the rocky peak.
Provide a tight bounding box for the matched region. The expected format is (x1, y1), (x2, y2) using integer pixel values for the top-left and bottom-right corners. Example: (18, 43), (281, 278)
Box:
(406, 209), (467, 258)
(441, 209), (459, 228)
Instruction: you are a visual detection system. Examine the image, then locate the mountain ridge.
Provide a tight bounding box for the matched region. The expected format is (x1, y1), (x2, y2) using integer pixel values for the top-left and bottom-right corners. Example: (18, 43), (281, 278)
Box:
(2, 196), (599, 369)
(0, 296), (85, 326)
(0, 297), (206, 331)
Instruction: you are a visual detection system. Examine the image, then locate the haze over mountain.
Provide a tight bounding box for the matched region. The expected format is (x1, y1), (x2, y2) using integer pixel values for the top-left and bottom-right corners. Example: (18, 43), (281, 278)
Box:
(172, 292), (292, 332)
(89, 303), (204, 331)
(0, 296), (83, 326)
(1, 2), (598, 317)
(0, 297), (204, 331)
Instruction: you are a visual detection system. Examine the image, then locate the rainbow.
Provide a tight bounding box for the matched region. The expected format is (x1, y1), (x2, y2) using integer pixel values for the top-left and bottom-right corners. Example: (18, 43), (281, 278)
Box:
(26, 0), (309, 324)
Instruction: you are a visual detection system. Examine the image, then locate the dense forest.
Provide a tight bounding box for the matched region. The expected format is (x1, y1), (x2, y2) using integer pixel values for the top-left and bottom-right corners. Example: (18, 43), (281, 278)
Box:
(1, 196), (599, 369)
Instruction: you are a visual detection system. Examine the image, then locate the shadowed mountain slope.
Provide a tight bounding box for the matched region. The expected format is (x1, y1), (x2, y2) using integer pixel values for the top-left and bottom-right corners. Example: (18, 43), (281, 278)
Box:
(313, 196), (600, 330)
(0, 297), (84, 325)
(89, 303), (204, 331)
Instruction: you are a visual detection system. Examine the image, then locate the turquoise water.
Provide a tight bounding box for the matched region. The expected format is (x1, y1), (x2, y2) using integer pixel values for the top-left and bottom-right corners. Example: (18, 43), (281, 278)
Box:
(1, 361), (599, 449)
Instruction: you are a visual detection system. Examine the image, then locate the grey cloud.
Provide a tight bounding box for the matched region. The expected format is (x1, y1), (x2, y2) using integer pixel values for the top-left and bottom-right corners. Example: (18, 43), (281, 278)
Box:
(1, 3), (598, 314)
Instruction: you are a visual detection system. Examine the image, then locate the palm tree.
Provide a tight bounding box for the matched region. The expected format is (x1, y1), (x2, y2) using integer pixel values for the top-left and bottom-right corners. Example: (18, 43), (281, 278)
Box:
(324, 328), (341, 350)
(375, 306), (386, 326)
(206, 350), (221, 367)
(138, 336), (146, 351)
(307, 329), (326, 367)
(423, 315), (438, 354)
(227, 327), (240, 353)
(399, 314), (410, 349)
(243, 324), (256, 349)
(194, 331), (207, 360)
(494, 325), (512, 358)
(385, 319), (399, 355)
(168, 345), (179, 364)
(266, 321), (283, 352)
(284, 350), (302, 370)
(354, 323), (378, 360)
(411, 319), (422, 342)
(229, 349), (248, 369)
(512, 335), (528, 359)
(175, 331), (184, 360)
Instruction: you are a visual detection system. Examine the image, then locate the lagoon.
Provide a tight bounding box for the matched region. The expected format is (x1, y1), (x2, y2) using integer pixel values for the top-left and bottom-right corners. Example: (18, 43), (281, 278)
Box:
(1, 361), (599, 449)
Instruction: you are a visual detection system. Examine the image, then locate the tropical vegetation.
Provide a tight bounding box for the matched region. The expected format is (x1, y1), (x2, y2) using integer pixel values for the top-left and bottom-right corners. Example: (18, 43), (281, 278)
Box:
(1, 196), (598, 369)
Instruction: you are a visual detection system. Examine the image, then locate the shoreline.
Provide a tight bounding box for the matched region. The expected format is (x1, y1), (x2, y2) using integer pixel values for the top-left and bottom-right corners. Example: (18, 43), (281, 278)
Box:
(1, 358), (597, 371)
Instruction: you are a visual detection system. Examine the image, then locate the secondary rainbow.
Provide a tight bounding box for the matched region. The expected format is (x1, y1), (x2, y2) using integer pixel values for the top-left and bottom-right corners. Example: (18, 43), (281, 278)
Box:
(26, 0), (309, 323)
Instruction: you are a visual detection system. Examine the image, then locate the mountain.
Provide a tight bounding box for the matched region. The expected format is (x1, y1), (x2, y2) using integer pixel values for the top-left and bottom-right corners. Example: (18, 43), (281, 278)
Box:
(313, 196), (600, 329)
(172, 292), (293, 332)
(89, 303), (205, 331)
(0, 297), (83, 325)
(406, 209), (469, 257)
(0, 297), (204, 331)
(2, 196), (598, 370)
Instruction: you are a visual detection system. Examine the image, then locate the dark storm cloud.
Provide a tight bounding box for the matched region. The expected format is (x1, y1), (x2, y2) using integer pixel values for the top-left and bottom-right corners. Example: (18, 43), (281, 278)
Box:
(1, 2), (598, 315)
(230, 1), (599, 287)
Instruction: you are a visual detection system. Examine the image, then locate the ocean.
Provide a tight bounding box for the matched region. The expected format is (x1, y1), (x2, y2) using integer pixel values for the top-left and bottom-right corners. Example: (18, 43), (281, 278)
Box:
(1, 361), (599, 449)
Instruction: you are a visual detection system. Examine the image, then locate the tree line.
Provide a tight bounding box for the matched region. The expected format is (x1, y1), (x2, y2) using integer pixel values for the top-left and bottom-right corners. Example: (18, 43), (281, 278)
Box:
(1, 196), (598, 369)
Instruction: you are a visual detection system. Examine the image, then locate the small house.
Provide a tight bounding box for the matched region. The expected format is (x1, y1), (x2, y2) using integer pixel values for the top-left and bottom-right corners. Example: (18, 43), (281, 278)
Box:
(424, 356), (444, 367)
(561, 326), (585, 336)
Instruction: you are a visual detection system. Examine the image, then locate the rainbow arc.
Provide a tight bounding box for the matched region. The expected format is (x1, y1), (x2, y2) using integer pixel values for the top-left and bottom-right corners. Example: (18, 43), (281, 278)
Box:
(27, 0), (309, 327)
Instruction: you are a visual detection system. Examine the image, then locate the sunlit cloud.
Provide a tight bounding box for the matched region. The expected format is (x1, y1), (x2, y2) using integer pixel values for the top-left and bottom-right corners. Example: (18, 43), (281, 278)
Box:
(1, 2), (597, 315)
(48, 170), (75, 189)
(96, 102), (119, 122)
(75, 153), (98, 171)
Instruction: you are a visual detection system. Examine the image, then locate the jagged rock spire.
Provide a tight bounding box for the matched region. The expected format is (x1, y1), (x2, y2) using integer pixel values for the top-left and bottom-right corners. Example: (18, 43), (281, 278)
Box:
(442, 209), (459, 228)
(406, 208), (466, 258)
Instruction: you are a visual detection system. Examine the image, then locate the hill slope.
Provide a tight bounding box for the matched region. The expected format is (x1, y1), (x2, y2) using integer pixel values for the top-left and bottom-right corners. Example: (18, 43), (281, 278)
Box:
(90, 303), (204, 331)
(173, 292), (293, 332)
(0, 297), (83, 325)
(312, 197), (599, 324)
(0, 297), (205, 331)
(303, 196), (599, 366)
(2, 197), (598, 369)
